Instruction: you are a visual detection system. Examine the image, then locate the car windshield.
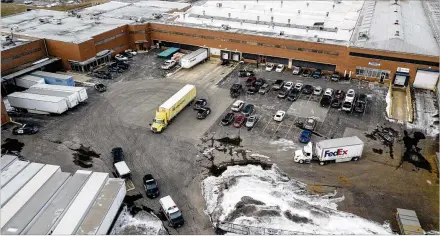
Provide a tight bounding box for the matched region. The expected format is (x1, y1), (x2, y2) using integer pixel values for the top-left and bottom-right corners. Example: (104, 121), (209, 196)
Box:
(248, 117), (255, 122)
(233, 103), (241, 108)
(343, 103), (351, 107)
(154, 119), (164, 124)
(277, 65), (283, 68)
(170, 211), (183, 220)
(146, 183), (157, 190)
(244, 106), (252, 112)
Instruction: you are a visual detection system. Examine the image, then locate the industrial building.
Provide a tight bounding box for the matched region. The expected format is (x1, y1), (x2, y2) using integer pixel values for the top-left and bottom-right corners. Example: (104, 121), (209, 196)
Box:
(0, 154), (126, 235)
(0, 0), (439, 89)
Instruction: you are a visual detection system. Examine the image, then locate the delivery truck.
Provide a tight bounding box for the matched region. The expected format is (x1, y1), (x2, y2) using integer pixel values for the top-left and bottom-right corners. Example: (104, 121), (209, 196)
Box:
(159, 196), (184, 228)
(7, 92), (69, 114)
(15, 75), (45, 89)
(294, 136), (364, 165)
(30, 84), (88, 102)
(31, 71), (75, 86)
(180, 48), (208, 69)
(24, 87), (79, 108)
(114, 161), (135, 192)
(150, 84), (196, 133)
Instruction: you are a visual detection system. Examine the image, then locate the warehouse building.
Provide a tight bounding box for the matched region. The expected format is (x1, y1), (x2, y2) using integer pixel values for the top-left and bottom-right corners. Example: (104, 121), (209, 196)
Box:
(1, 0), (439, 89)
(0, 155), (126, 235)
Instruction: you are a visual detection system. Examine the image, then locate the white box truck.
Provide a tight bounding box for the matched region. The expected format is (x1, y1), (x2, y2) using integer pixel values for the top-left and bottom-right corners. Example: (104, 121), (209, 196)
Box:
(180, 48), (208, 69)
(25, 87), (79, 108)
(114, 161), (135, 192)
(15, 75), (45, 89)
(31, 84), (88, 102)
(7, 92), (69, 114)
(159, 195), (184, 228)
(294, 136), (364, 165)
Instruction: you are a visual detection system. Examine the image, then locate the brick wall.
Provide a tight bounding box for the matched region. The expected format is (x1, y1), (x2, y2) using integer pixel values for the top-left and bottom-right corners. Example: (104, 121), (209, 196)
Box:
(1, 39), (47, 74)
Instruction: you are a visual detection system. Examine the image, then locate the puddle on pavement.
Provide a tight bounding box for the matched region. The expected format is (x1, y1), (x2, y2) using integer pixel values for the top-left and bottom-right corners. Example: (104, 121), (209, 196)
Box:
(372, 148), (383, 154)
(208, 160), (272, 177)
(365, 126), (398, 159)
(1, 138), (25, 155)
(398, 130), (431, 172)
(216, 136), (242, 146)
(71, 144), (100, 168)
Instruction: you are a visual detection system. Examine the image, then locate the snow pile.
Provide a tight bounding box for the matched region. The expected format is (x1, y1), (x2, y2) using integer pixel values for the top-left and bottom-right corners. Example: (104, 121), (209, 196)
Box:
(407, 89), (439, 138)
(111, 206), (167, 235)
(202, 165), (392, 234)
(386, 88), (392, 118)
(269, 139), (299, 151)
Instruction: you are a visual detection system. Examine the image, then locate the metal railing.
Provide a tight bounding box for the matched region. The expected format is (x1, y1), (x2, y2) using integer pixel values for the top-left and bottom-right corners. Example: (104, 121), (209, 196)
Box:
(218, 221), (305, 235)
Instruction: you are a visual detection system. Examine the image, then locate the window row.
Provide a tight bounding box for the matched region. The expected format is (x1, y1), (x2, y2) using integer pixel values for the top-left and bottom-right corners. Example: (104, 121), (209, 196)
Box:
(355, 66), (391, 79)
(350, 52), (439, 67)
(95, 32), (127, 46)
(2, 47), (42, 64)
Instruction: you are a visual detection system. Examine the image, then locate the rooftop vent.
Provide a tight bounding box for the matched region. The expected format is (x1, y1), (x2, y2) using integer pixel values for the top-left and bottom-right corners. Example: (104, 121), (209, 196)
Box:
(56, 19), (62, 25)
(281, 0), (283, 7)
(221, 24), (230, 30)
(395, 30), (400, 36)
(306, 2), (309, 7)
(313, 22), (324, 26)
(314, 35), (318, 38)
(394, 20), (399, 25)
(257, 16), (260, 22)
(270, 8), (272, 12)
(288, 18), (291, 25)
(392, 0), (398, 5)
(217, 3), (222, 7)
(228, 13), (231, 18)
(326, 12), (329, 17)
(298, 9), (301, 14)
(153, 13), (162, 19)
(244, 5), (246, 9)
(280, 30), (284, 35)
(271, 16), (274, 22)
(203, 10), (205, 15)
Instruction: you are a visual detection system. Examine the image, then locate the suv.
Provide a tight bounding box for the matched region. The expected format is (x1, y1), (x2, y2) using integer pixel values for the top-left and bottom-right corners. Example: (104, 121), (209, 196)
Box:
(354, 94), (367, 113)
(143, 174), (160, 198)
(161, 60), (177, 70)
(273, 80), (285, 90)
(342, 101), (354, 112)
(292, 66), (302, 75)
(246, 77), (257, 87)
(277, 87), (290, 99)
(112, 147), (124, 164)
(230, 84), (243, 98)
(254, 78), (266, 88)
(312, 69), (322, 79)
(238, 70), (255, 77)
(287, 89), (300, 101)
(258, 83), (271, 94)
(330, 72), (340, 82)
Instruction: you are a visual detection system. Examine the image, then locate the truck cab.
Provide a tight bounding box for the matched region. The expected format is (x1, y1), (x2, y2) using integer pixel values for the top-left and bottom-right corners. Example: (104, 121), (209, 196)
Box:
(294, 142), (313, 164)
(151, 111), (168, 133)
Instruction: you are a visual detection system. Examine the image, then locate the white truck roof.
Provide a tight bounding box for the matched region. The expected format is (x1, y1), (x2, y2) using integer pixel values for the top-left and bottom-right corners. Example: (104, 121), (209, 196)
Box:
(0, 160), (30, 188)
(8, 92), (66, 103)
(25, 87), (76, 98)
(1, 164), (60, 228)
(51, 172), (108, 235)
(114, 161), (130, 176)
(1, 155), (18, 170)
(31, 84), (84, 91)
(31, 71), (72, 80)
(317, 136), (363, 149)
(160, 84), (195, 110)
(159, 195), (179, 214)
(182, 48), (206, 60)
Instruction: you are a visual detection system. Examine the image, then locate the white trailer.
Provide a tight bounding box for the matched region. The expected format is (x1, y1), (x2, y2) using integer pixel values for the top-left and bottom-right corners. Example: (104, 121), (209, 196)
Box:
(25, 87), (79, 108)
(1, 172), (71, 235)
(76, 178), (126, 235)
(0, 160), (30, 188)
(51, 172), (109, 235)
(0, 164), (60, 228)
(180, 48), (208, 69)
(24, 170), (92, 235)
(31, 84), (88, 102)
(0, 163), (44, 207)
(7, 92), (69, 114)
(14, 75), (45, 89)
(1, 155), (18, 171)
(294, 136), (364, 165)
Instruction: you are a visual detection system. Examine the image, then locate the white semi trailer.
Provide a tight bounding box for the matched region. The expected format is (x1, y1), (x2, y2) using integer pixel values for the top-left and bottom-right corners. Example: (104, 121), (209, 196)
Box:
(31, 84), (88, 102)
(7, 92), (69, 114)
(25, 87), (79, 108)
(180, 48), (208, 69)
(294, 136), (364, 165)
(15, 75), (45, 89)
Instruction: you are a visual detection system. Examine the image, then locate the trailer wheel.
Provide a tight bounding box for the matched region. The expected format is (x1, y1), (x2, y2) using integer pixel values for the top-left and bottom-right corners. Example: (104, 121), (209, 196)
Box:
(319, 161), (325, 166)
(299, 160), (304, 164)
(352, 157), (359, 161)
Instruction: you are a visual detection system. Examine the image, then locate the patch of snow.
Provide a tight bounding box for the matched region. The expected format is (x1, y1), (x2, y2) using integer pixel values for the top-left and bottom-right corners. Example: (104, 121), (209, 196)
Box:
(202, 165), (392, 234)
(249, 153), (271, 159)
(426, 230), (440, 235)
(111, 206), (167, 235)
(406, 89), (439, 138)
(385, 88), (391, 118)
(269, 139), (299, 151)
(427, 180), (432, 185)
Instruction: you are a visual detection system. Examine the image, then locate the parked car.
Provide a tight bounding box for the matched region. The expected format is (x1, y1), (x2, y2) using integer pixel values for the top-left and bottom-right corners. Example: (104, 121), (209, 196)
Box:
(161, 60), (177, 70)
(302, 69), (311, 77)
(230, 84), (243, 98)
(345, 89), (356, 102)
(242, 104), (254, 116)
(122, 52), (133, 58)
(273, 110), (286, 122)
(247, 86), (258, 95)
(238, 70), (255, 77)
(283, 81), (294, 91)
(112, 147), (124, 164)
(304, 117), (317, 131)
(299, 130), (312, 143)
(233, 114), (246, 128)
(245, 115), (258, 128)
(358, 93), (367, 104)
(320, 95), (332, 107)
(294, 83), (304, 91)
(292, 66), (302, 75)
(258, 83), (271, 94)
(194, 98), (207, 110)
(342, 101), (354, 112)
(12, 124), (39, 135)
(265, 63), (275, 71)
(330, 72), (340, 82)
(125, 49), (137, 56)
(117, 61), (130, 69)
(231, 100), (245, 112)
(312, 69), (322, 79)
(115, 54), (128, 61)
(313, 86), (323, 96)
(94, 83), (106, 92)
(246, 76), (257, 87)
(143, 174), (160, 198)
(278, 88), (290, 99)
(354, 101), (365, 113)
(287, 89), (300, 101)
(302, 85), (314, 94)
(324, 88), (334, 97)
(197, 107), (211, 119)
(254, 78), (266, 88)
(273, 80), (285, 90)
(221, 112), (235, 126)
(331, 97), (343, 108)
(93, 71), (112, 79)
(275, 64), (285, 72)
(334, 89), (345, 100)
(24, 0), (32, 4)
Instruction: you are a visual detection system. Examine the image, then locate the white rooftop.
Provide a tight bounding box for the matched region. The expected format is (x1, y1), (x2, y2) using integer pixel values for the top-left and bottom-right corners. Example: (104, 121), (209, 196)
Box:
(350, 0), (440, 57)
(175, 0), (364, 45)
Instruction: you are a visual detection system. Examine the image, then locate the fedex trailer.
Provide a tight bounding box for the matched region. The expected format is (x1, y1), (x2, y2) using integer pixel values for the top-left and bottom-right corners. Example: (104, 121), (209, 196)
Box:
(294, 136), (364, 165)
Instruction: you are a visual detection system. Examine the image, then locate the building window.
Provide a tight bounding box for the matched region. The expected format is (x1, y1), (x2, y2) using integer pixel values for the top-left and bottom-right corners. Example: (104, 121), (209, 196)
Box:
(356, 66), (390, 79)
(1, 47), (41, 63)
(95, 32), (127, 46)
(350, 52), (439, 67)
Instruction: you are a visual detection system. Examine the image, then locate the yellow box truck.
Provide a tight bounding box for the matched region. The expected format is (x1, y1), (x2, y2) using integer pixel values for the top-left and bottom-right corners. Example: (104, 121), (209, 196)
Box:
(150, 84), (196, 133)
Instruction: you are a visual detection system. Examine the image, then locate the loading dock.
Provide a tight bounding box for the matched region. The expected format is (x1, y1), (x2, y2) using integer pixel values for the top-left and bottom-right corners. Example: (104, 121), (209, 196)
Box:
(292, 59), (336, 71)
(413, 69), (439, 90)
(221, 50), (230, 60)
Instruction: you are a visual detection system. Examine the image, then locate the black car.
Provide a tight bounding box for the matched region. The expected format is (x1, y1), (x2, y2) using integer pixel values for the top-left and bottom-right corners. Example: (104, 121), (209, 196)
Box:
(254, 78), (266, 88)
(197, 107), (211, 119)
(12, 124), (39, 135)
(94, 83), (106, 92)
(194, 99), (207, 110)
(358, 94), (367, 104)
(112, 147), (124, 164)
(277, 88), (290, 99)
(302, 69), (311, 77)
(221, 112), (235, 125)
(330, 72), (340, 82)
(117, 61), (130, 69)
(242, 104), (254, 116)
(247, 86), (258, 95)
(245, 77), (257, 87)
(354, 102), (365, 113)
(230, 83), (243, 98)
(93, 71), (112, 79)
(331, 97), (343, 108)
(122, 52), (133, 58)
(320, 95), (332, 107)
(302, 85), (314, 94)
(334, 89), (345, 99)
(273, 80), (285, 90)
(287, 89), (300, 101)
(143, 174), (160, 198)
(238, 70), (254, 77)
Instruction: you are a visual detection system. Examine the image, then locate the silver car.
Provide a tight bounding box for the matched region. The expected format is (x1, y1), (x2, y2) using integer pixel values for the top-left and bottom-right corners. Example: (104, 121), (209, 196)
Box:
(245, 115), (258, 128)
(303, 117), (317, 131)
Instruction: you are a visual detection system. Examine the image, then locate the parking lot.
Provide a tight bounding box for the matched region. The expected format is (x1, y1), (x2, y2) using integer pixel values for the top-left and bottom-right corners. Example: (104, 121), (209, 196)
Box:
(2, 51), (439, 233)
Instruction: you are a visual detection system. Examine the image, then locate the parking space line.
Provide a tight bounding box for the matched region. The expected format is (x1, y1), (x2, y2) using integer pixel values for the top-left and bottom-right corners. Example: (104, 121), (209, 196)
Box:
(261, 114), (273, 134)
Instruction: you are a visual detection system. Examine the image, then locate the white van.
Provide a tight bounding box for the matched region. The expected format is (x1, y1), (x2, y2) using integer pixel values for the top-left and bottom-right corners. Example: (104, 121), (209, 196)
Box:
(159, 196), (184, 228)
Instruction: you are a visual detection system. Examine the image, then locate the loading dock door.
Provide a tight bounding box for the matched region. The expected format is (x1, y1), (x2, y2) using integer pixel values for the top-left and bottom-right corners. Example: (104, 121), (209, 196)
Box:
(232, 52), (240, 61)
(265, 56), (289, 65)
(221, 50), (230, 60)
(413, 69), (439, 90)
(292, 60), (336, 71)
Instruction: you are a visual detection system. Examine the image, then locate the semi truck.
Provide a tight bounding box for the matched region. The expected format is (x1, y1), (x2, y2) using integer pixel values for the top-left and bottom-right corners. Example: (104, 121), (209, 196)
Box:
(30, 84), (88, 102)
(31, 71), (75, 86)
(294, 136), (364, 165)
(150, 84), (196, 133)
(7, 92), (69, 114)
(180, 48), (208, 69)
(15, 75), (45, 89)
(24, 87), (79, 108)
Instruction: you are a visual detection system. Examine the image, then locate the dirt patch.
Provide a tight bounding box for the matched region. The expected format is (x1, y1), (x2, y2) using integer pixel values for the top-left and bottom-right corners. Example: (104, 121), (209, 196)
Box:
(225, 196), (280, 222)
(397, 130), (431, 172)
(283, 210), (311, 224)
(216, 136), (242, 146)
(365, 126), (398, 159)
(1, 138), (25, 156)
(338, 176), (351, 186)
(239, 196), (265, 206)
(70, 144), (100, 168)
(372, 148), (383, 154)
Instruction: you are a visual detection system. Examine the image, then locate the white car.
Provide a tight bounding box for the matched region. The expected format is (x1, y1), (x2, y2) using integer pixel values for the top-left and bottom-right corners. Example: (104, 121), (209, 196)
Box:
(24, 0), (33, 4)
(324, 88), (334, 97)
(345, 89), (356, 102)
(161, 60), (177, 70)
(313, 86), (323, 95)
(283, 81), (294, 90)
(125, 49), (137, 56)
(275, 64), (285, 72)
(294, 83), (304, 91)
(265, 63), (274, 71)
(231, 100), (245, 112)
(292, 66), (301, 75)
(273, 110), (286, 122)
(115, 54), (128, 61)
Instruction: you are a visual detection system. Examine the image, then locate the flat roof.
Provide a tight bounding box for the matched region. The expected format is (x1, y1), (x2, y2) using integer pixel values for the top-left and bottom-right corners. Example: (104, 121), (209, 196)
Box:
(0, 160), (30, 188)
(350, 0), (440, 57)
(1, 155), (19, 171)
(174, 0), (364, 45)
(1, 57), (61, 82)
(1, 35), (33, 51)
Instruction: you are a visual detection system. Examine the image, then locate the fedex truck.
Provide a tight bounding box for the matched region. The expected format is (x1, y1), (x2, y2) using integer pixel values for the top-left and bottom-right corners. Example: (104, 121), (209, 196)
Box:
(294, 136), (364, 165)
